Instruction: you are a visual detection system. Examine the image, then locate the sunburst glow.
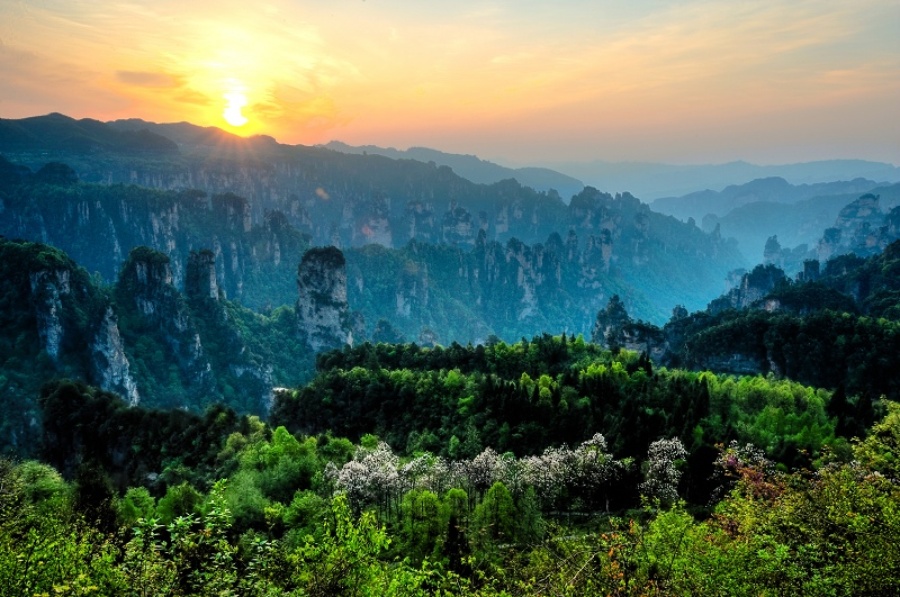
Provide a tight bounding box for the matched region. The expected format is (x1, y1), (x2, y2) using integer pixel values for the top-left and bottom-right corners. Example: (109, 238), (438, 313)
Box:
(0, 0), (897, 164)
(223, 89), (249, 127)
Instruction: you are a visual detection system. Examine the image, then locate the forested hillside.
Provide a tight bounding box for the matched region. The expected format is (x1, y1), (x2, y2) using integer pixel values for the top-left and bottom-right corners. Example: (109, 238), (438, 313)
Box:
(0, 150), (742, 331)
(3, 115), (900, 596)
(3, 239), (899, 594)
(2, 349), (898, 595)
(0, 238), (313, 454)
(591, 240), (900, 442)
(273, 338), (837, 480)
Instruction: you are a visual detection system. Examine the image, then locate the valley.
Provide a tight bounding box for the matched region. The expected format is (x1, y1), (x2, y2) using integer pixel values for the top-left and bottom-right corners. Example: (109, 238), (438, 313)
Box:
(1, 114), (899, 596)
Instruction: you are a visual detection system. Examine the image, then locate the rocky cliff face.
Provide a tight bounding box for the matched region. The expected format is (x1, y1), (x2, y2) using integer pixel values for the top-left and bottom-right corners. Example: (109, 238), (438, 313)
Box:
(186, 250), (220, 300)
(0, 239), (148, 454)
(28, 268), (70, 361)
(817, 194), (900, 262)
(1, 151), (743, 338)
(394, 260), (430, 319)
(708, 265), (786, 313)
(0, 237), (317, 457)
(120, 246), (305, 413)
(2, 123), (737, 276)
(296, 247), (352, 352)
(691, 352), (768, 376)
(441, 205), (477, 246)
(591, 295), (667, 360)
(504, 238), (560, 321)
(763, 235), (783, 266)
(0, 179), (312, 310)
(29, 265), (140, 403)
(119, 247), (215, 399)
(591, 295), (631, 347)
(91, 307), (140, 405)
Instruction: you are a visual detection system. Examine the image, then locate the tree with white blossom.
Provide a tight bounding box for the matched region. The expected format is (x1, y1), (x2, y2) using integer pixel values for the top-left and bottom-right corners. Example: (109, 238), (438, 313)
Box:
(572, 433), (622, 511)
(465, 448), (501, 498)
(332, 441), (400, 516)
(639, 437), (687, 506)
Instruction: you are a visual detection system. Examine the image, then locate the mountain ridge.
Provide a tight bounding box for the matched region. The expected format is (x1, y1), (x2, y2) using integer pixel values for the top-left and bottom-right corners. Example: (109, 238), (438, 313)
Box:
(322, 141), (585, 200)
(544, 158), (900, 200)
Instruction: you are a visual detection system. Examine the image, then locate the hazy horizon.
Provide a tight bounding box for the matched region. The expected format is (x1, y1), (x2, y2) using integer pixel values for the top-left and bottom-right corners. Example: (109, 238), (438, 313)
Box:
(1, 0), (898, 166)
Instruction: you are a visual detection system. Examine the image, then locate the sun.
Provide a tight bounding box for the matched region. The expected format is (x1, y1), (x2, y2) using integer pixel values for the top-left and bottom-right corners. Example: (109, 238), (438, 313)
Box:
(223, 89), (249, 127)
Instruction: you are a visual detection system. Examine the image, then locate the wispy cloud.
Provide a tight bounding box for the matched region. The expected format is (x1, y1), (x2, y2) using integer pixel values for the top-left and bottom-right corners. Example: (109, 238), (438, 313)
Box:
(0, 0), (896, 162)
(116, 71), (183, 88)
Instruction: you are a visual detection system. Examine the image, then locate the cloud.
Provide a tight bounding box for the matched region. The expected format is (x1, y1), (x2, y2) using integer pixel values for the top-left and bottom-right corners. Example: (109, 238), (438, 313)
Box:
(174, 89), (214, 106)
(116, 70), (183, 88)
(1, 0), (896, 162)
(116, 71), (183, 88)
(249, 86), (349, 142)
(0, 43), (127, 116)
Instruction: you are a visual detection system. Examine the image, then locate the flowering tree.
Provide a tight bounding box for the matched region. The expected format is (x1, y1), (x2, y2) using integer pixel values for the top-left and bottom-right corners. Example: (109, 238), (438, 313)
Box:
(522, 446), (577, 510)
(521, 434), (622, 512)
(712, 440), (780, 502)
(639, 437), (687, 506)
(399, 453), (450, 496)
(465, 448), (501, 498)
(333, 441), (400, 516)
(572, 433), (621, 511)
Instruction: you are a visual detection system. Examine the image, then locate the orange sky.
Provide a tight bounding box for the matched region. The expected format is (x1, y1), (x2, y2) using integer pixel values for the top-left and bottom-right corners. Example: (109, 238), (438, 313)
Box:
(1, 0), (898, 165)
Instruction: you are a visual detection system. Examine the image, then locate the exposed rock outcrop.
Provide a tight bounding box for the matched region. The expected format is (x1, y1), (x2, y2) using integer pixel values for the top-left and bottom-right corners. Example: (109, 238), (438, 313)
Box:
(441, 205), (476, 246)
(763, 235), (783, 266)
(592, 295), (667, 360)
(354, 194), (393, 246)
(28, 268), (70, 361)
(186, 249), (219, 300)
(0, 149), (744, 338)
(396, 261), (430, 318)
(708, 264), (786, 313)
(91, 307), (140, 405)
(119, 247), (214, 397)
(296, 246), (352, 352)
(817, 194), (900, 261)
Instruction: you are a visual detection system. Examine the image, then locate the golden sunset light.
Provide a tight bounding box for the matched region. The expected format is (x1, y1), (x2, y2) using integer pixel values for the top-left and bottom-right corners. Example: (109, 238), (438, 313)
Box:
(223, 85), (249, 128)
(3, 1), (900, 592)
(0, 0), (898, 164)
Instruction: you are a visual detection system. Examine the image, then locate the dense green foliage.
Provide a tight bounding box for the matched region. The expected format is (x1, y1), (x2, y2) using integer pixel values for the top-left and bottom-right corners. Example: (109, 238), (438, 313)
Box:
(39, 380), (248, 489)
(0, 237), (316, 455)
(2, 374), (898, 596)
(0, 239), (110, 453)
(273, 337), (839, 481)
(653, 242), (900, 430)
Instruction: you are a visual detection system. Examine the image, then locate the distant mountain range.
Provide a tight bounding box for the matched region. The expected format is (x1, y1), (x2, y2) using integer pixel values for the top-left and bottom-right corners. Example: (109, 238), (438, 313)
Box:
(4, 112), (898, 327)
(5, 112), (896, 204)
(322, 141), (585, 201)
(651, 177), (886, 222)
(0, 112), (179, 154)
(705, 182), (900, 265)
(320, 144), (900, 205)
(645, 176), (900, 265)
(542, 159), (900, 201)
(0, 113), (745, 330)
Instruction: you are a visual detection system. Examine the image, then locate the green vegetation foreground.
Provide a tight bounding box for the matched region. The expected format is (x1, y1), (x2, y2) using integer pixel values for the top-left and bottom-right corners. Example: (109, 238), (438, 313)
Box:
(1, 402), (898, 595)
(2, 338), (899, 595)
